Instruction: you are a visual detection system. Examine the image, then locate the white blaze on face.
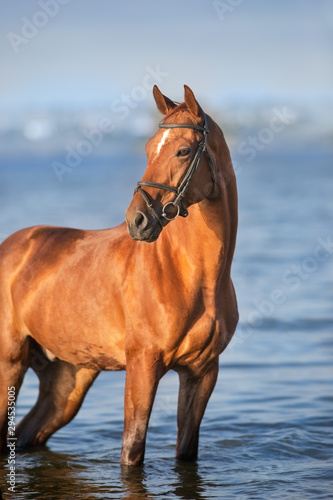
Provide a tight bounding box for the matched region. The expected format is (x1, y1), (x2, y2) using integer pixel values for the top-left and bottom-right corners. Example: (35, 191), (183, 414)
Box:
(156, 129), (170, 156)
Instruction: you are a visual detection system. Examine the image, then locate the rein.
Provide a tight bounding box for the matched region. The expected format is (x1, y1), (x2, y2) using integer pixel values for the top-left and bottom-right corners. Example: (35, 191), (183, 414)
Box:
(134, 114), (216, 222)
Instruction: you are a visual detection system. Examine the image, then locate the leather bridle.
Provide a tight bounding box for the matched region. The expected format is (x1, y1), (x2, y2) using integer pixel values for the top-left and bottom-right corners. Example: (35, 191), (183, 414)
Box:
(134, 113), (216, 223)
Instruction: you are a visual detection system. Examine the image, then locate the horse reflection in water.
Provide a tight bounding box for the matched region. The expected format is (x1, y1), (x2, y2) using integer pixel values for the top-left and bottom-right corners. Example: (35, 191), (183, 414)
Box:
(0, 85), (238, 465)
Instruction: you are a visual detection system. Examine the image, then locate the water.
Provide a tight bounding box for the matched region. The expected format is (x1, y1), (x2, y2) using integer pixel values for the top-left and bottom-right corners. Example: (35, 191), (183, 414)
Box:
(0, 142), (332, 499)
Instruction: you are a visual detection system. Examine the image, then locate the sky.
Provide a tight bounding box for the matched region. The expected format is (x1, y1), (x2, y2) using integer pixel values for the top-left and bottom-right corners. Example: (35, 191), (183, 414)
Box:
(0, 0), (332, 112)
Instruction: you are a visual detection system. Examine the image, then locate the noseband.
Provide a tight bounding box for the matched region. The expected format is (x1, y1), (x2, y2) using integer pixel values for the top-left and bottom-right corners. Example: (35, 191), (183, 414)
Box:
(134, 114), (216, 223)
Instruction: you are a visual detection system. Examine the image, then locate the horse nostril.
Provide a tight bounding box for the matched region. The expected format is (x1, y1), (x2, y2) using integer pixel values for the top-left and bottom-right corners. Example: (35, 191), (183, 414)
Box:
(134, 211), (146, 229)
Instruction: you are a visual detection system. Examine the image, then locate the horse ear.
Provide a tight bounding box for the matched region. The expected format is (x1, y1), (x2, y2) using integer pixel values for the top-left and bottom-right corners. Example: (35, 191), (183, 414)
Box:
(184, 85), (204, 120)
(153, 85), (176, 115)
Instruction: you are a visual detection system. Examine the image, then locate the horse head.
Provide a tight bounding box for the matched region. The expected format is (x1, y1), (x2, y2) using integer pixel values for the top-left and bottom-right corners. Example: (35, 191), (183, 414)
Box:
(126, 85), (220, 242)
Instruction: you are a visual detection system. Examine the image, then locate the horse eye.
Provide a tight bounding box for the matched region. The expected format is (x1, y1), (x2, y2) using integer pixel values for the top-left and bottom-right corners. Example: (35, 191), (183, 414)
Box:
(177, 148), (190, 157)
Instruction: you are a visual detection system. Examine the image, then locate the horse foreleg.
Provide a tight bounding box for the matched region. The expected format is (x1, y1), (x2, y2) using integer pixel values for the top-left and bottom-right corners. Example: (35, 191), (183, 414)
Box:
(176, 358), (219, 461)
(121, 349), (165, 466)
(15, 359), (98, 449)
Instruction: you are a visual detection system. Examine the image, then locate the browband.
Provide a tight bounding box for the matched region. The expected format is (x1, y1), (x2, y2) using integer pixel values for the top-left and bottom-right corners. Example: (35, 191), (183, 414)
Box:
(158, 122), (208, 133)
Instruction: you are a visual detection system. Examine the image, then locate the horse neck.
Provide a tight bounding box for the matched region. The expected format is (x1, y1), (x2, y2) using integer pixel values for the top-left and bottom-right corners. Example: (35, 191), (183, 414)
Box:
(160, 170), (238, 282)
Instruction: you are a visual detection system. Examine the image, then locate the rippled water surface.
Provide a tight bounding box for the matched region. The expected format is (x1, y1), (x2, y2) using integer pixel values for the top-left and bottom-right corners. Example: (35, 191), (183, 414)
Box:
(0, 145), (332, 499)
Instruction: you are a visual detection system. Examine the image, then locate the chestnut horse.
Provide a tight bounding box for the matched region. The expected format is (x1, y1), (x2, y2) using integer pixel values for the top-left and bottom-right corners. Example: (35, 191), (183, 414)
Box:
(0, 85), (238, 465)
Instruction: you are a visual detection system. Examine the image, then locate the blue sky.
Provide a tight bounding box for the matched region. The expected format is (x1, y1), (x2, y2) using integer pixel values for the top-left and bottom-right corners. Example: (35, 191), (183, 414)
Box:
(1, 0), (332, 111)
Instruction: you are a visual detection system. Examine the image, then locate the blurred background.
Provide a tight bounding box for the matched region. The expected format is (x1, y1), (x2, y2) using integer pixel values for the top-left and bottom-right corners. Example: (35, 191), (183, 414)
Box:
(0, 1), (332, 498)
(1, 0), (332, 154)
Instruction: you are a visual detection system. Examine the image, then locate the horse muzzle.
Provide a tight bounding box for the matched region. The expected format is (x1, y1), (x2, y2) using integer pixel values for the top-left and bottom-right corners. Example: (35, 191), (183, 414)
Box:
(126, 209), (163, 242)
